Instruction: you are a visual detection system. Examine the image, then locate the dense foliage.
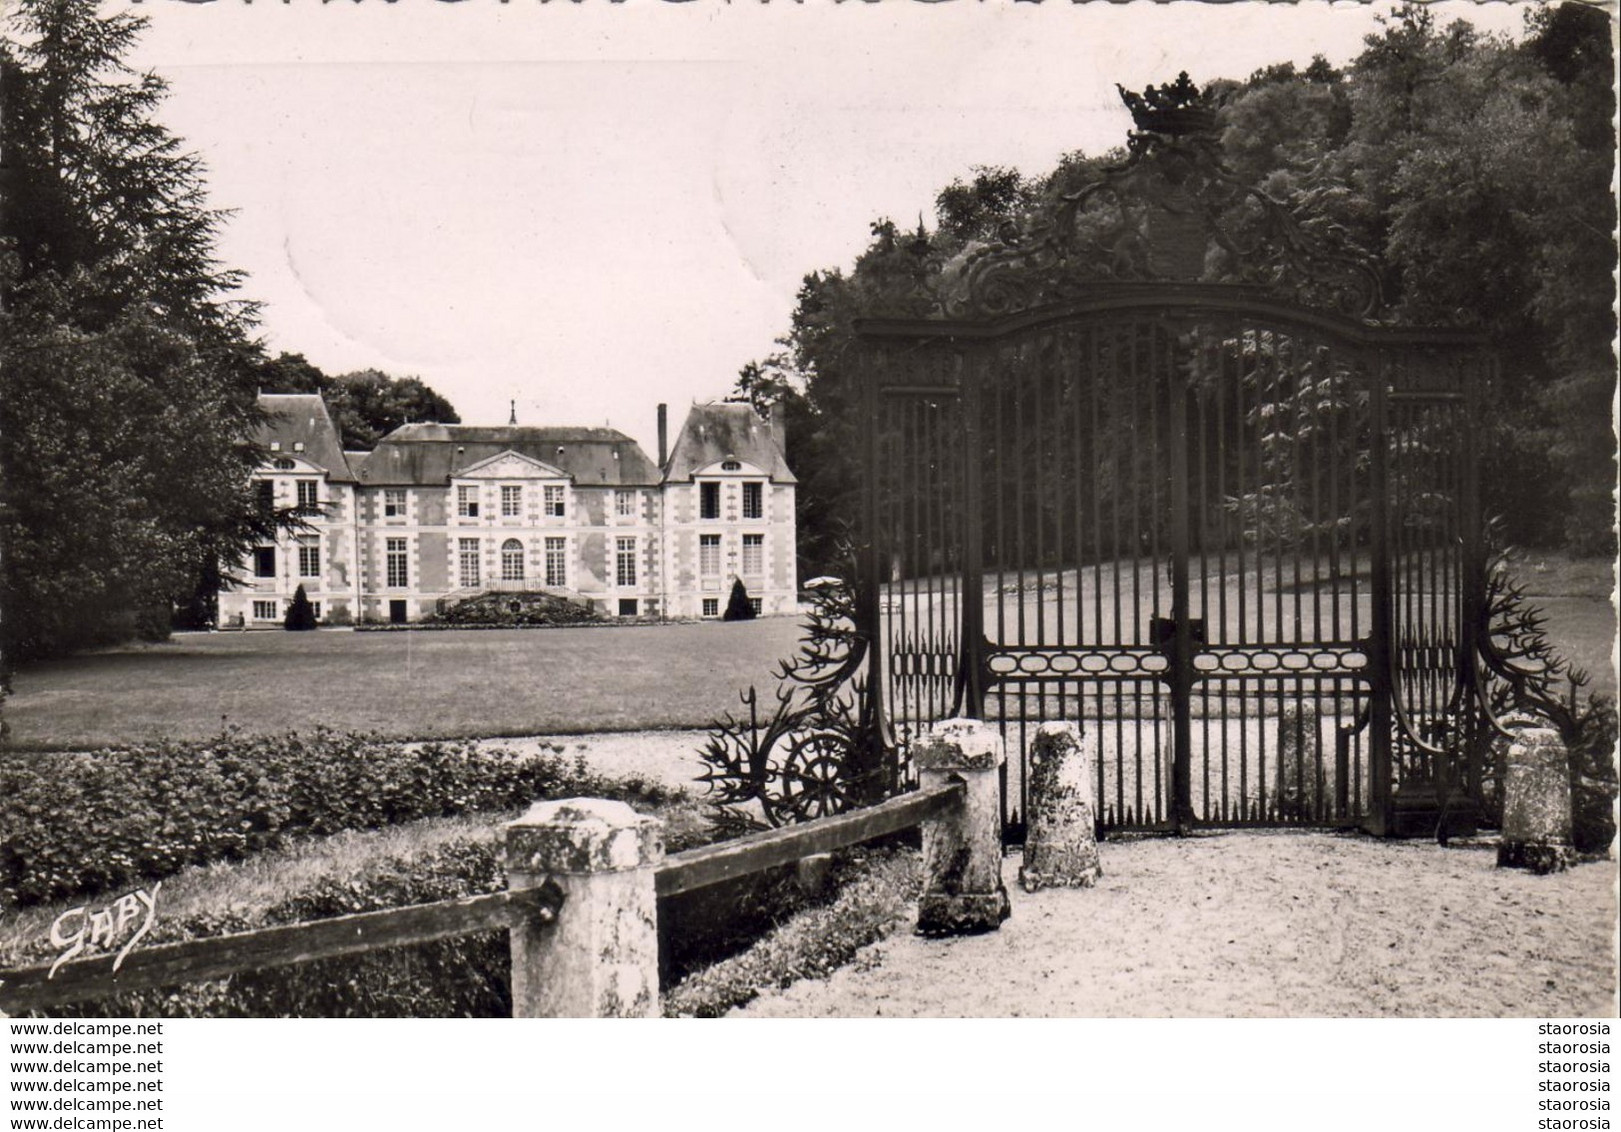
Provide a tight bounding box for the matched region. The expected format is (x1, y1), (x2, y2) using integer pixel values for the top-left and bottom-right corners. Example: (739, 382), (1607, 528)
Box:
(35, 840), (514, 1019)
(0, 2), (461, 661)
(0, 729), (677, 908)
(0, 0), (274, 661)
(742, 3), (1616, 578)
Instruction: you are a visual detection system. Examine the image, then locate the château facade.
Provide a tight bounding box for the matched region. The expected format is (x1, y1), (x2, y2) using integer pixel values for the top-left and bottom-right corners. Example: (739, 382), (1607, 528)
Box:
(219, 394), (797, 626)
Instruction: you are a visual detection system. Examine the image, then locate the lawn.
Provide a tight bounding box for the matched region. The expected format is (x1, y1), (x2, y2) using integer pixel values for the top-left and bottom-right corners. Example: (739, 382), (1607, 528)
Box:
(3, 619), (804, 750)
(5, 553), (1608, 752)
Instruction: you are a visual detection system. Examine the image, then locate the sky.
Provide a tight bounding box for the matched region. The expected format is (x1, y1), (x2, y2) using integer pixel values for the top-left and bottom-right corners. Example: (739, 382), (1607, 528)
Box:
(116, 0), (1532, 458)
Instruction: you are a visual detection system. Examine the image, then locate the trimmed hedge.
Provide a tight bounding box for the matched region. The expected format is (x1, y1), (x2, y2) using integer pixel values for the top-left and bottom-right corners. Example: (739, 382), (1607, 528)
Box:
(0, 730), (677, 909)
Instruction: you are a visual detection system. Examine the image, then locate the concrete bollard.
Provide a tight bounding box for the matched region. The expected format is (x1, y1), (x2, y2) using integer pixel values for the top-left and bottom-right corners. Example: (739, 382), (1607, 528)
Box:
(914, 718), (1011, 936)
(1497, 727), (1576, 875)
(1019, 721), (1101, 892)
(504, 798), (664, 1017)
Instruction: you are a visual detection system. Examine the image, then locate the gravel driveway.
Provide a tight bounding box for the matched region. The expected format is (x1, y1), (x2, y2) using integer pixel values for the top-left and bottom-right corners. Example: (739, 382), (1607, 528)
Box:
(735, 831), (1617, 1018)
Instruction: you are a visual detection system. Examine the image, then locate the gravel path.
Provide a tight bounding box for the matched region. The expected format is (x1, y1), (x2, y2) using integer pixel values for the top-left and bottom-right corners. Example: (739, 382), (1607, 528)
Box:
(473, 730), (712, 792)
(736, 831), (1618, 1018)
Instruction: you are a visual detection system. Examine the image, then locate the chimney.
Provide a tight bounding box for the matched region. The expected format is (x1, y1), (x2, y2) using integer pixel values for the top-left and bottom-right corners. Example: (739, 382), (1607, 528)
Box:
(656, 403), (668, 467)
(768, 400), (785, 457)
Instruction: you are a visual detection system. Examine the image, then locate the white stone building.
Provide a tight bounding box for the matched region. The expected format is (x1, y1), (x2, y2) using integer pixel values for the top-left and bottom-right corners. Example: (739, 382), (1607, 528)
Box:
(218, 394), (797, 626)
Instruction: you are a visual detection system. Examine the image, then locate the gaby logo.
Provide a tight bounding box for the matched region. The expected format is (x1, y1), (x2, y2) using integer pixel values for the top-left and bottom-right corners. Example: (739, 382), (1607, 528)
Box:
(48, 884), (160, 979)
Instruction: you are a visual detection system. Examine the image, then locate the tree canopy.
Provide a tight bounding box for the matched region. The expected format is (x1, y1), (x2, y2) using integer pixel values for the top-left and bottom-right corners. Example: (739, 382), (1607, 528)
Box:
(1, 0), (273, 660)
(740, 3), (1616, 581)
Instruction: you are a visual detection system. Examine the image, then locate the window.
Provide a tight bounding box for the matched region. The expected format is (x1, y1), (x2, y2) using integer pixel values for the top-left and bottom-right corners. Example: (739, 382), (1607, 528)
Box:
(273, 458), (294, 471)
(386, 538), (408, 588)
(255, 479), (274, 513)
(702, 598), (719, 618)
(459, 538), (481, 587)
(545, 537), (566, 587)
(297, 480), (319, 511)
(544, 485), (565, 517)
(457, 486), (479, 518)
(501, 485), (522, 518)
(501, 538), (525, 582)
(615, 489), (635, 518)
(742, 533), (763, 576)
(749, 598), (762, 617)
(384, 489), (406, 518)
(616, 537), (637, 587)
(252, 600), (278, 621)
(298, 541), (320, 577)
(699, 534), (721, 577)
(699, 482), (720, 520)
(742, 482), (763, 520)
(721, 460), (741, 472)
(618, 598), (639, 617)
(253, 547), (276, 578)
(311, 602), (322, 621)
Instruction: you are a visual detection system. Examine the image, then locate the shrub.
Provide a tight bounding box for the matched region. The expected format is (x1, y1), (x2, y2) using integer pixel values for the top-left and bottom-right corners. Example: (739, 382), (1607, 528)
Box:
(722, 578), (755, 621)
(427, 591), (604, 627)
(0, 731), (679, 909)
(662, 848), (919, 1017)
(283, 586), (317, 631)
(38, 839), (512, 1019)
(1568, 696), (1618, 855)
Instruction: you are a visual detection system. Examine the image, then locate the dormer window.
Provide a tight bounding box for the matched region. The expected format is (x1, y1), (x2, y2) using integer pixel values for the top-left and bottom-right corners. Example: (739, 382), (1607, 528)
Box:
(721, 460), (741, 472)
(275, 458), (295, 471)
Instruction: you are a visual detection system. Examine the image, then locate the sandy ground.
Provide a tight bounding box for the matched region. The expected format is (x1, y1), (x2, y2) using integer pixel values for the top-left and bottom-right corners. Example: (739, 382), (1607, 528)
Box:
(470, 731), (1617, 1018)
(736, 831), (1619, 1018)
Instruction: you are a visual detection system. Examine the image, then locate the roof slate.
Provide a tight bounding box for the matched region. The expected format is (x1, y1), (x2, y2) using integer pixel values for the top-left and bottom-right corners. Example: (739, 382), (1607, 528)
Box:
(663, 402), (796, 484)
(357, 423), (662, 487)
(258, 394), (356, 482)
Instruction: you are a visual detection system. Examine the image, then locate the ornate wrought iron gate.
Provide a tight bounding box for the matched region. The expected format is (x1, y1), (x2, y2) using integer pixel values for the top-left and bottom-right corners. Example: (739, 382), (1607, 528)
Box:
(853, 77), (1495, 838)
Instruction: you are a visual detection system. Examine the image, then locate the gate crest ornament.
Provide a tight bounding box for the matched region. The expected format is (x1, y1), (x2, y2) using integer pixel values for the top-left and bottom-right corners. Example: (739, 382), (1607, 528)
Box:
(913, 73), (1385, 321)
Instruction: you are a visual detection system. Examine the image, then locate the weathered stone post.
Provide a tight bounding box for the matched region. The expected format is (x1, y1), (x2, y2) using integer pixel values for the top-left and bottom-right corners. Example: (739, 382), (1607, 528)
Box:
(1497, 727), (1576, 875)
(914, 718), (1010, 936)
(504, 798), (664, 1017)
(1019, 721), (1101, 891)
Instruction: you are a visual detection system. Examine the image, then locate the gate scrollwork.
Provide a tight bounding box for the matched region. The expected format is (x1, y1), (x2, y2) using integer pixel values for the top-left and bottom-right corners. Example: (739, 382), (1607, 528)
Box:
(698, 573), (893, 830)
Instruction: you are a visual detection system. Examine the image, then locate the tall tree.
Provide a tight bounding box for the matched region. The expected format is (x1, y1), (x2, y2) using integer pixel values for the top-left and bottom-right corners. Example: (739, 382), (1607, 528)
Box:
(1, 0), (270, 660)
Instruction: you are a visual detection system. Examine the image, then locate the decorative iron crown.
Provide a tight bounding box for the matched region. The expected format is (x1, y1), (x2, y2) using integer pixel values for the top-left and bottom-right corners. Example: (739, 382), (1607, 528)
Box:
(1116, 72), (1220, 138)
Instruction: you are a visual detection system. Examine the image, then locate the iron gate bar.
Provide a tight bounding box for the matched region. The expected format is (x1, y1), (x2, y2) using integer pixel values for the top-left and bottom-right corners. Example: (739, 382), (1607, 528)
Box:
(857, 284), (1489, 837)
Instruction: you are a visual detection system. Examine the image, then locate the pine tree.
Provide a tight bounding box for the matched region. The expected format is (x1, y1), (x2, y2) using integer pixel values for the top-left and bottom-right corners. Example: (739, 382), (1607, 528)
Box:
(723, 578), (756, 622)
(0, 0), (272, 661)
(283, 585), (317, 631)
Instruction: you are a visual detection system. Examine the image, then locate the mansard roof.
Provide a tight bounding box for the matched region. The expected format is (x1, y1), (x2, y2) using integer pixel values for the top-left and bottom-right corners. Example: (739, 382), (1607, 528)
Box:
(357, 422), (661, 487)
(258, 394), (356, 482)
(663, 401), (796, 485)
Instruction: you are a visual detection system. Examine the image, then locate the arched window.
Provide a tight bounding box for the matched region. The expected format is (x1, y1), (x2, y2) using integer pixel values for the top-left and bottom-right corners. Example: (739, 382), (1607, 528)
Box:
(501, 538), (525, 582)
